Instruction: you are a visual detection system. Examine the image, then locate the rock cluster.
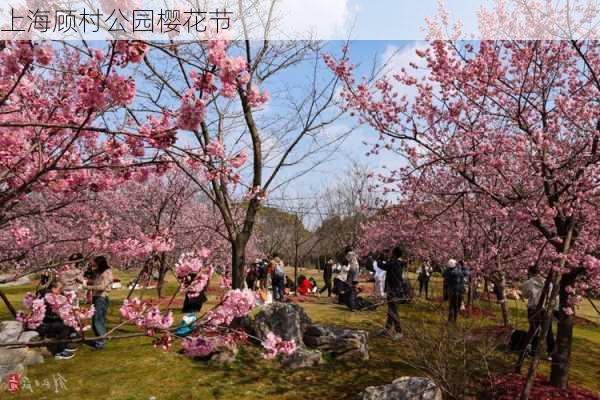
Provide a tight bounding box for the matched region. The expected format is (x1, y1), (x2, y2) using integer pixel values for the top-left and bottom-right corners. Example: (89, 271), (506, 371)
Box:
(0, 321), (48, 383)
(360, 377), (442, 400)
(249, 302), (369, 369)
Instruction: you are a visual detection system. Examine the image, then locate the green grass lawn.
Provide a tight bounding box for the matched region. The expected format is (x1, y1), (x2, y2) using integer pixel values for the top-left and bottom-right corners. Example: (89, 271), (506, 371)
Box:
(1, 268), (599, 399)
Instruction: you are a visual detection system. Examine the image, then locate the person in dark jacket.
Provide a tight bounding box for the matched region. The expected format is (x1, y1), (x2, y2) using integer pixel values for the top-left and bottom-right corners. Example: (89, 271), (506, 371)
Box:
(347, 281), (376, 311)
(36, 280), (75, 360)
(319, 258), (334, 297)
(379, 247), (406, 338)
(246, 261), (259, 290)
(181, 273), (209, 314)
(443, 259), (469, 322)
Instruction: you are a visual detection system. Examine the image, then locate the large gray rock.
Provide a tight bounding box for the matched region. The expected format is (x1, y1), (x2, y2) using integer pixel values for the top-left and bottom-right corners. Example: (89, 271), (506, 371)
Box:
(0, 348), (27, 366)
(0, 321), (24, 344)
(252, 303), (312, 343)
(18, 331), (40, 344)
(0, 322), (46, 383)
(360, 377), (442, 400)
(303, 324), (369, 361)
(280, 347), (324, 370)
(0, 274), (30, 287)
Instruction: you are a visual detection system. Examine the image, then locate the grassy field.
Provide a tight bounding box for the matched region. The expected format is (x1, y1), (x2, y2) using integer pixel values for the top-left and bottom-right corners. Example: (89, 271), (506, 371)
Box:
(1, 267), (599, 400)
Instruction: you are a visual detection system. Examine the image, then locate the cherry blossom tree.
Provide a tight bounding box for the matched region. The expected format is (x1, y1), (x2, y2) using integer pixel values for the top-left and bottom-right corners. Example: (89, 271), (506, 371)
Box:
(328, 39), (600, 390)
(122, 35), (349, 288)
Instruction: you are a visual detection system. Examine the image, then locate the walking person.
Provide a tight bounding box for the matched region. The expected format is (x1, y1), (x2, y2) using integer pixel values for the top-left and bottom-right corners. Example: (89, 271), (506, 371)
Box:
(520, 265), (556, 360)
(378, 247), (406, 339)
(319, 258), (334, 297)
(416, 261), (432, 299)
(443, 259), (468, 323)
(84, 256), (113, 349)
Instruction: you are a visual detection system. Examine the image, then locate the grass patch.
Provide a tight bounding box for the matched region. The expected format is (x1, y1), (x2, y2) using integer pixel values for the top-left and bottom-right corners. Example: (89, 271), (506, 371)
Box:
(1, 269), (599, 399)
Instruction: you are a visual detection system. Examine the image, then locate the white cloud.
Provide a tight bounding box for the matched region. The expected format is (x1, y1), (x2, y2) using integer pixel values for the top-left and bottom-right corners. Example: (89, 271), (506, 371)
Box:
(275, 0), (354, 39)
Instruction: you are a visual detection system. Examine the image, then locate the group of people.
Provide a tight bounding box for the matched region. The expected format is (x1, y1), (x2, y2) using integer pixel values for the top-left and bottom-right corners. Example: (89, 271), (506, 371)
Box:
(244, 254), (288, 302)
(30, 245), (556, 365)
(36, 254), (113, 360)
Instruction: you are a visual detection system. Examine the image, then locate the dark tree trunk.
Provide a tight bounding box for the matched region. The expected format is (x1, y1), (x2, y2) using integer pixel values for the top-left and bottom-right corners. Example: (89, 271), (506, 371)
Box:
(0, 290), (17, 318)
(550, 268), (583, 388)
(484, 278), (491, 301)
(231, 238), (248, 289)
(493, 274), (509, 327)
(156, 253), (168, 298)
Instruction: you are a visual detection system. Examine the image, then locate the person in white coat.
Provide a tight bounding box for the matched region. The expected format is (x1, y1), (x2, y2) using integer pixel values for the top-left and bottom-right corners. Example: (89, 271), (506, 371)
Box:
(373, 257), (386, 299)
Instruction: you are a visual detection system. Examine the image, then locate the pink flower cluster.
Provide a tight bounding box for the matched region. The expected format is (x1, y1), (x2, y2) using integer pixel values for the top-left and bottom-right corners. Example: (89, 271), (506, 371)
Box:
(114, 40), (148, 66)
(177, 90), (206, 131)
(119, 298), (174, 333)
(111, 232), (174, 260)
(181, 330), (246, 358)
(16, 292), (46, 329)
(261, 332), (297, 360)
(246, 86), (269, 107)
(182, 334), (228, 357)
(140, 114), (177, 149)
(44, 293), (95, 331)
(174, 251), (214, 298)
(190, 70), (217, 94)
(10, 225), (32, 247)
(75, 62), (136, 110)
(33, 45), (53, 65)
(207, 40), (250, 98)
(203, 289), (257, 327)
(206, 141), (226, 158)
(244, 186), (268, 202)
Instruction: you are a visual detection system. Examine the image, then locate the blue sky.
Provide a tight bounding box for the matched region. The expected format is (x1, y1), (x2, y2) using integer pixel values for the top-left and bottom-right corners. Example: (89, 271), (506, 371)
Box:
(276, 0), (486, 40)
(261, 40), (418, 204)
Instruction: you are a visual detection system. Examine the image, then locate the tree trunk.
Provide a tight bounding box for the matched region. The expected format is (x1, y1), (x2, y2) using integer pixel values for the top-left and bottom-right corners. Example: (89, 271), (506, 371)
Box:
(0, 289), (17, 318)
(520, 271), (561, 400)
(550, 268), (582, 388)
(231, 238), (248, 289)
(520, 223), (574, 400)
(493, 274), (509, 327)
(156, 253), (167, 298)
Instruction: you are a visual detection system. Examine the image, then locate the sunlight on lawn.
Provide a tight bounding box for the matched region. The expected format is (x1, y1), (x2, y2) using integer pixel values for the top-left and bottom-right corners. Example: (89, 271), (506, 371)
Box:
(1, 270), (599, 400)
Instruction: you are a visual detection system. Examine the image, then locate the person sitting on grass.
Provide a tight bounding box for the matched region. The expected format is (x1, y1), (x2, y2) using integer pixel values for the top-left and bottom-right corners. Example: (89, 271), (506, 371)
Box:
(346, 281), (376, 311)
(308, 277), (319, 294)
(175, 273), (209, 337)
(36, 280), (76, 360)
(297, 275), (313, 296)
